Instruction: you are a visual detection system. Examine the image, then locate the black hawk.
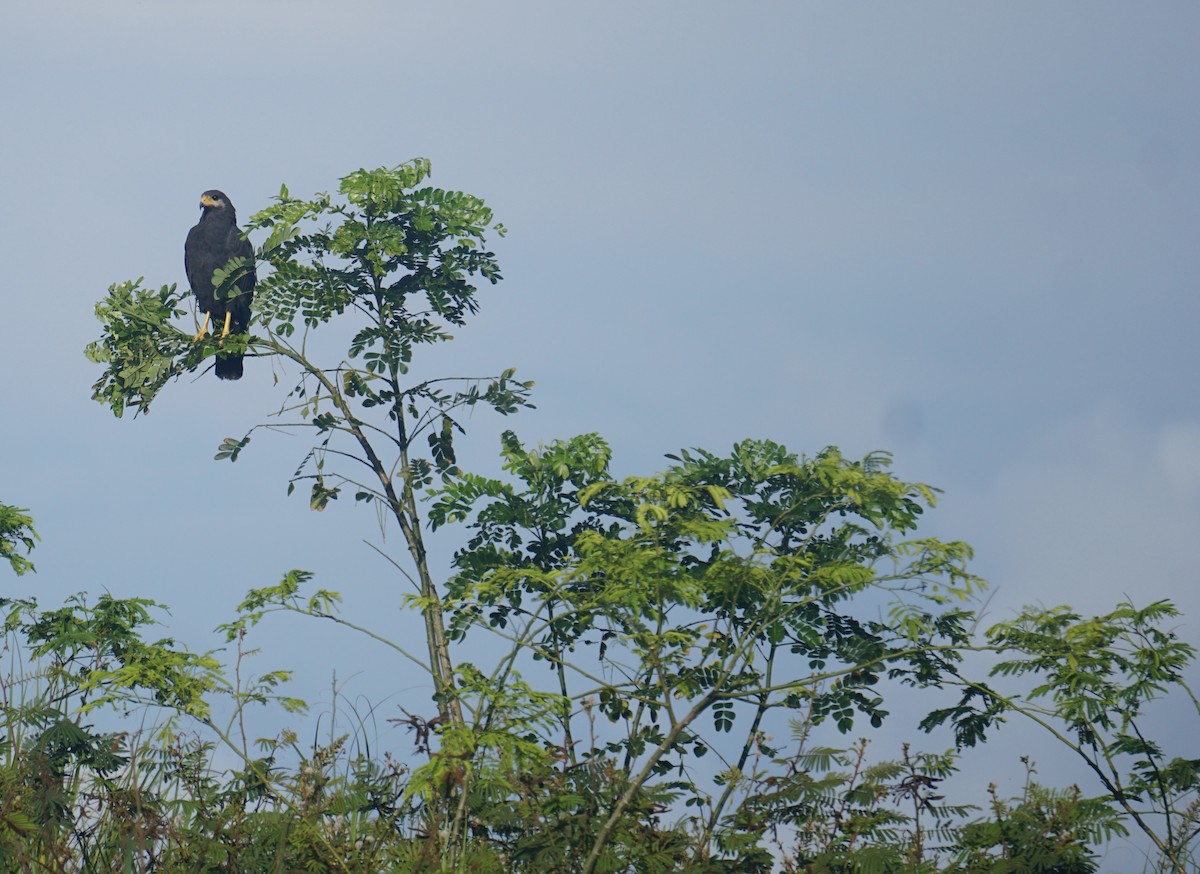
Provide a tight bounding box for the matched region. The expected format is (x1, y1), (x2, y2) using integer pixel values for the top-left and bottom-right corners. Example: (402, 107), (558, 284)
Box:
(184, 190), (256, 380)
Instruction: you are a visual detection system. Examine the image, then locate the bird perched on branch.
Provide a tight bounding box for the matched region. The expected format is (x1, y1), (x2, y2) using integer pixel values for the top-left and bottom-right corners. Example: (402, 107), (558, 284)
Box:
(185, 190), (256, 380)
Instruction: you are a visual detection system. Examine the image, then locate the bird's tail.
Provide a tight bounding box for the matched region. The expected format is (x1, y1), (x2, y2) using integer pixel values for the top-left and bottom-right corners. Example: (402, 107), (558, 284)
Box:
(215, 354), (244, 380)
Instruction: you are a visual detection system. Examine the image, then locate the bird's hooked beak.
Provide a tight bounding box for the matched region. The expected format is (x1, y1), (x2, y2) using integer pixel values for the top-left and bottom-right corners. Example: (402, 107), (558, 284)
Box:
(200, 193), (220, 210)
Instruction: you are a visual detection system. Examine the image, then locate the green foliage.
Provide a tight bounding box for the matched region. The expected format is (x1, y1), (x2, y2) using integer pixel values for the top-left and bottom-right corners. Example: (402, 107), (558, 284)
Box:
(991, 602), (1200, 873)
(85, 279), (199, 418)
(0, 589), (430, 872)
(436, 434), (983, 739)
(952, 776), (1126, 873)
(0, 586), (1139, 873)
(425, 433), (989, 872)
(927, 600), (1200, 872)
(486, 758), (698, 874)
(252, 159), (503, 352)
(71, 162), (1198, 871)
(2, 593), (223, 719)
(989, 600), (1194, 748)
(725, 728), (1118, 874)
(86, 160), (527, 425)
(733, 733), (957, 872)
(0, 595), (206, 869)
(0, 502), (38, 576)
(86, 160), (532, 739)
(151, 731), (423, 873)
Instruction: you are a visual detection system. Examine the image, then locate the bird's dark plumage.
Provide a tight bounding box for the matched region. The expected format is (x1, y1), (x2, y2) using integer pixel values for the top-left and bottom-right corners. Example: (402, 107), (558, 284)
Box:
(185, 190), (256, 379)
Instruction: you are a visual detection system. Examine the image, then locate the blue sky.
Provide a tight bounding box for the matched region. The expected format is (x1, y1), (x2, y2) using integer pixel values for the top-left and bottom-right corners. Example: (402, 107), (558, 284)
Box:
(3, 3), (1199, 867)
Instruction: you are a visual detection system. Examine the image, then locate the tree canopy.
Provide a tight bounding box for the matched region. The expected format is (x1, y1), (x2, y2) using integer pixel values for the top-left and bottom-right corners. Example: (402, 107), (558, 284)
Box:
(0, 161), (1185, 871)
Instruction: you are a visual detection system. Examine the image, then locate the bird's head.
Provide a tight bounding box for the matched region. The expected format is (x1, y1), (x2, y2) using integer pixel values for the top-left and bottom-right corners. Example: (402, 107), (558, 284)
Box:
(199, 190), (234, 212)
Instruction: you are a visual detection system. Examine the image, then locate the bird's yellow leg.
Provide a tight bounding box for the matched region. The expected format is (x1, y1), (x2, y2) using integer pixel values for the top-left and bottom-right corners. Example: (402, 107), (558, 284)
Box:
(193, 313), (211, 342)
(220, 311), (232, 338)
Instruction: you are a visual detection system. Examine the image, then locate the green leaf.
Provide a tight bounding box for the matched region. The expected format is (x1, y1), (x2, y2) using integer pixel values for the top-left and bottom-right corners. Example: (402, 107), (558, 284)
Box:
(0, 502), (39, 576)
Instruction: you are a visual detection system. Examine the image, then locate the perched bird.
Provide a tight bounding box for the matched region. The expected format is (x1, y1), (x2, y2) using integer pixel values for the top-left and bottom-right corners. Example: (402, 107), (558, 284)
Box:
(184, 190), (256, 380)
